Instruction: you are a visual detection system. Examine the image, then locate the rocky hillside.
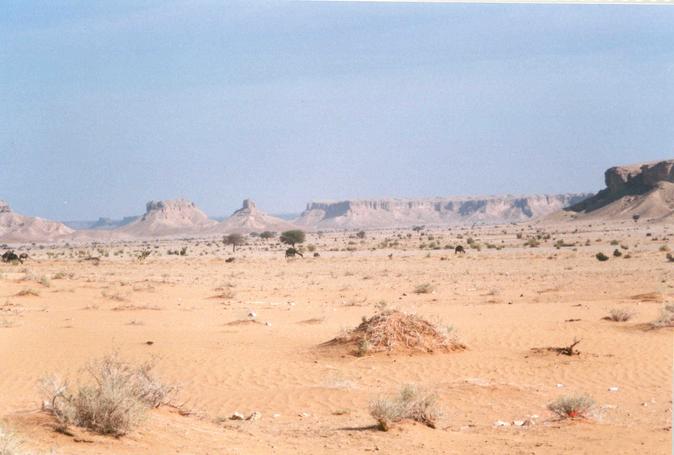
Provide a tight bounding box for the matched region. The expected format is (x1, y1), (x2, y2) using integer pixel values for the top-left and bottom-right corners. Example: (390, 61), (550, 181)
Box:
(0, 200), (74, 243)
(558, 159), (674, 222)
(295, 194), (590, 230)
(210, 199), (296, 234)
(117, 199), (216, 237)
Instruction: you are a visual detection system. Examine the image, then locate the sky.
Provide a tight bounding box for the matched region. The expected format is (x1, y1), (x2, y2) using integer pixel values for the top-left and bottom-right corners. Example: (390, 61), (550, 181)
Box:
(1, 1), (673, 220)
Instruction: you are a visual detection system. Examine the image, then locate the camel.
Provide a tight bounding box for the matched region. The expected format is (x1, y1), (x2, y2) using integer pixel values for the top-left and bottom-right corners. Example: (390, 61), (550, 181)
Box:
(285, 247), (303, 258)
(454, 245), (465, 254)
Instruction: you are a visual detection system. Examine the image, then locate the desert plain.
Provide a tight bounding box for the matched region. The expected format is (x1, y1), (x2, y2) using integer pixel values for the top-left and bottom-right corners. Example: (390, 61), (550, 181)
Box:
(0, 221), (672, 454)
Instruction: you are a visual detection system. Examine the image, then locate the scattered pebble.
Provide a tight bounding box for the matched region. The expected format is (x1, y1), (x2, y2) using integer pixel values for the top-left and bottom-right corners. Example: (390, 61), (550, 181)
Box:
(247, 311), (256, 320)
(556, 383), (565, 388)
(608, 386), (619, 392)
(494, 420), (510, 427)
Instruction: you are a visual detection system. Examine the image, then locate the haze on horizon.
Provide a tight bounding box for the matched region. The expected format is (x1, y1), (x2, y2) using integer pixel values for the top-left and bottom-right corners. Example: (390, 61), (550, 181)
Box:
(1, 1), (673, 221)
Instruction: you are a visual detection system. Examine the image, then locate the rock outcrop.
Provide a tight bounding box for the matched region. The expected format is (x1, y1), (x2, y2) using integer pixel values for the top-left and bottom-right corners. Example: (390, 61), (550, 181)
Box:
(210, 199), (296, 234)
(117, 199), (216, 237)
(295, 194), (590, 230)
(560, 159), (674, 222)
(0, 200), (74, 243)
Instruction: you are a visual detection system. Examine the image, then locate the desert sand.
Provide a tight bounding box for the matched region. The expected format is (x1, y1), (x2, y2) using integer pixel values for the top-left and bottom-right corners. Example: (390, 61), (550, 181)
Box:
(1, 220), (672, 454)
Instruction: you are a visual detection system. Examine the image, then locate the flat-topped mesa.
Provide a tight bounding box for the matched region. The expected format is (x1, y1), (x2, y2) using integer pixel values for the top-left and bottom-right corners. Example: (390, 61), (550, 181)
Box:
(297, 194), (590, 229)
(560, 158), (674, 222)
(118, 198), (216, 237)
(605, 159), (674, 194)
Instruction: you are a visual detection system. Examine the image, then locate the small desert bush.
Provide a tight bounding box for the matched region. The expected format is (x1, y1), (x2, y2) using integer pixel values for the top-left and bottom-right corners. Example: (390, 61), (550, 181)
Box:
(606, 308), (634, 322)
(548, 394), (594, 419)
(612, 249), (622, 258)
(595, 252), (609, 262)
(666, 253), (674, 263)
(651, 304), (674, 328)
(413, 283), (434, 294)
(41, 354), (175, 436)
(15, 288), (39, 297)
(370, 385), (440, 431)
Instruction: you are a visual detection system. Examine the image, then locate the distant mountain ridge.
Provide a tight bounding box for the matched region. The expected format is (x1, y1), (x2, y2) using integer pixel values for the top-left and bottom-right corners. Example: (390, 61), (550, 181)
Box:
(295, 194), (591, 229)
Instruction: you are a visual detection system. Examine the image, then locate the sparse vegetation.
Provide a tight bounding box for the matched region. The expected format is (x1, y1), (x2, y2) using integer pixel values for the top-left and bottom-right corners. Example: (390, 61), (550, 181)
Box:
(223, 234), (245, 252)
(370, 384), (440, 431)
(595, 252), (609, 262)
(41, 354), (175, 436)
(651, 304), (674, 328)
(547, 394), (594, 419)
(15, 288), (39, 297)
(413, 283), (434, 294)
(280, 230), (306, 247)
(606, 308), (634, 322)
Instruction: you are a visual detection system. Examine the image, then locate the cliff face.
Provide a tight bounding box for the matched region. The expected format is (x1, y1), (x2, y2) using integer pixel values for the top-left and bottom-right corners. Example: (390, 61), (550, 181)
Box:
(563, 159), (674, 222)
(604, 160), (674, 194)
(296, 194), (590, 230)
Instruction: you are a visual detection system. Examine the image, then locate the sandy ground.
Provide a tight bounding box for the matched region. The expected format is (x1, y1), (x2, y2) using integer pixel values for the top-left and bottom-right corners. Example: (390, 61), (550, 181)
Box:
(0, 222), (672, 454)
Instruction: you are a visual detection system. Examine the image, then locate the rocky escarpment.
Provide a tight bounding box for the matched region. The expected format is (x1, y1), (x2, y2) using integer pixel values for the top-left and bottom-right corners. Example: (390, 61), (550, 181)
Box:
(209, 199), (296, 234)
(117, 198), (216, 237)
(295, 194), (590, 230)
(562, 159), (674, 222)
(0, 200), (74, 243)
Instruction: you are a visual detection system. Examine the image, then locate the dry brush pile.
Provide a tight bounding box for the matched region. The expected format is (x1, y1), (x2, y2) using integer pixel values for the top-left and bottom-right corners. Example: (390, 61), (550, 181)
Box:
(328, 310), (464, 356)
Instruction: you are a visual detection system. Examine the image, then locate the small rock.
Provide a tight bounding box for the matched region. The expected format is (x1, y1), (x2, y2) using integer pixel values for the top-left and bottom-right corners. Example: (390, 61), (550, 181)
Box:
(608, 386), (619, 392)
(247, 311), (256, 320)
(299, 412), (310, 417)
(513, 420), (526, 427)
(494, 420), (510, 427)
(230, 412), (245, 420)
(265, 321), (272, 327)
(556, 383), (565, 388)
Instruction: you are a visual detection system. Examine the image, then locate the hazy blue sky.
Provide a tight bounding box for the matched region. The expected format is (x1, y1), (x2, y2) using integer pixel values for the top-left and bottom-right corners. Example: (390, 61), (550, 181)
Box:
(2, 1), (673, 220)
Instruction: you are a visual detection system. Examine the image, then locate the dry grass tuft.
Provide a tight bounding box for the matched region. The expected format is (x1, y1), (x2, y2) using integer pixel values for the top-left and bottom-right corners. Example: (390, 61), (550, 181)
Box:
(413, 283), (434, 294)
(548, 394), (594, 419)
(651, 304), (674, 328)
(329, 310), (463, 356)
(40, 354), (175, 436)
(370, 385), (440, 431)
(15, 288), (39, 297)
(606, 308), (635, 322)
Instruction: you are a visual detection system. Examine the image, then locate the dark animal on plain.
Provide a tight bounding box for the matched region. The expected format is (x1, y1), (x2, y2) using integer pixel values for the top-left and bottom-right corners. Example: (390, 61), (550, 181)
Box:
(19, 253), (28, 261)
(2, 251), (22, 264)
(225, 257), (235, 263)
(313, 252), (320, 257)
(285, 247), (303, 258)
(454, 245), (466, 254)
